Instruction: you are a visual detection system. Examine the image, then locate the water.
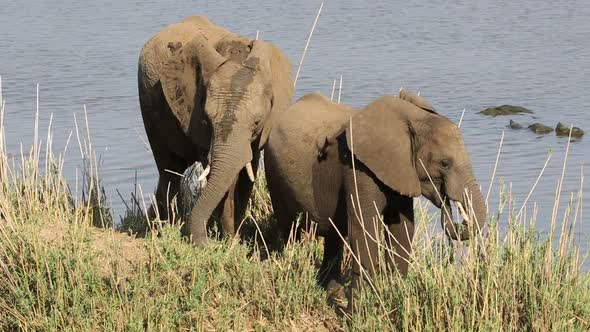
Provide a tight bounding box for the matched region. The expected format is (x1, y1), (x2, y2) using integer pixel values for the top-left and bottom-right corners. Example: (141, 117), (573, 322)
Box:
(0, 0), (588, 245)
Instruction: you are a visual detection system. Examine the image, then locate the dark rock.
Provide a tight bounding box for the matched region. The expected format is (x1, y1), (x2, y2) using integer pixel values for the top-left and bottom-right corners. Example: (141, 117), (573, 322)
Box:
(555, 122), (584, 138)
(528, 123), (553, 134)
(479, 105), (533, 117)
(507, 119), (523, 129)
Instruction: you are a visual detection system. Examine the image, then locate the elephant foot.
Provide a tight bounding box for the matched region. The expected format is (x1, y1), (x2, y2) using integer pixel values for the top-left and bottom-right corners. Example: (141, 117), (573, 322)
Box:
(189, 232), (209, 247)
(326, 279), (347, 307)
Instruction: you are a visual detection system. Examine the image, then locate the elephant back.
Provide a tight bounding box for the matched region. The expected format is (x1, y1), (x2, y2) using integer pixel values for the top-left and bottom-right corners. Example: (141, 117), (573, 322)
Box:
(272, 94), (355, 156)
(267, 93), (356, 214)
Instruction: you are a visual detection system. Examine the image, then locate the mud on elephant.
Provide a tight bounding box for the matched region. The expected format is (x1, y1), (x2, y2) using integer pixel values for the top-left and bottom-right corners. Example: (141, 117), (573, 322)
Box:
(138, 16), (293, 244)
(264, 89), (486, 312)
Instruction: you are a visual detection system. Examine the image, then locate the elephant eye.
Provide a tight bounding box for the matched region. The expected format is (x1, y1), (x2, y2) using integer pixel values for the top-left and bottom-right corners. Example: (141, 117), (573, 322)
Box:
(440, 159), (451, 169)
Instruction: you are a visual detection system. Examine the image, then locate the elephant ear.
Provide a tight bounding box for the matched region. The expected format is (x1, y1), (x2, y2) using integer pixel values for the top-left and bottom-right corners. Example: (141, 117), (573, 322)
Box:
(399, 88), (437, 114)
(250, 41), (293, 149)
(346, 98), (421, 197)
(161, 35), (227, 131)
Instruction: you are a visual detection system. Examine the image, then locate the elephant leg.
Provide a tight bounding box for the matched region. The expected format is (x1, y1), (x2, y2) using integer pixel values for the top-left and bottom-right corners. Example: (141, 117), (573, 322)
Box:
(345, 169), (386, 313)
(140, 94), (194, 223)
(233, 151), (260, 230)
(384, 194), (415, 276)
(270, 187), (297, 246)
(264, 156), (298, 247)
(271, 191), (297, 247)
(318, 192), (347, 287)
(318, 227), (344, 286)
(219, 177), (238, 237)
(218, 151), (260, 238)
(148, 152), (189, 222)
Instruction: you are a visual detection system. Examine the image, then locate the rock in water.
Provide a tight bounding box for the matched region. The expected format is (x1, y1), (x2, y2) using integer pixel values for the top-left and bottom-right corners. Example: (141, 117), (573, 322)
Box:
(555, 122), (584, 138)
(508, 119), (523, 129)
(479, 105), (533, 117)
(528, 123), (553, 134)
(180, 162), (208, 218)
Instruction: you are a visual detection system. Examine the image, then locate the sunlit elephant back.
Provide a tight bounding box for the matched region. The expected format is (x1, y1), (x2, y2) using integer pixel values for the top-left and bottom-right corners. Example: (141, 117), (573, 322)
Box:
(138, 16), (293, 244)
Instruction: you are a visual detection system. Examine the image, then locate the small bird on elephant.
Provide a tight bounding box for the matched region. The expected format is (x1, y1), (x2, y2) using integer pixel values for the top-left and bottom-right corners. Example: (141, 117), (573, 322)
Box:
(138, 16), (294, 245)
(264, 88), (487, 313)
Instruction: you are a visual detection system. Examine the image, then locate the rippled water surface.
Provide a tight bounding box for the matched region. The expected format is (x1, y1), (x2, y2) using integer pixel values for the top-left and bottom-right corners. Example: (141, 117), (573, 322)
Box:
(1, 0), (588, 244)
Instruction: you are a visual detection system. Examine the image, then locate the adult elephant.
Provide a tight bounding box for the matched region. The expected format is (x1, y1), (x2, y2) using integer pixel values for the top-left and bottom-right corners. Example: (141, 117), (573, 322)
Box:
(138, 16), (293, 245)
(264, 89), (486, 310)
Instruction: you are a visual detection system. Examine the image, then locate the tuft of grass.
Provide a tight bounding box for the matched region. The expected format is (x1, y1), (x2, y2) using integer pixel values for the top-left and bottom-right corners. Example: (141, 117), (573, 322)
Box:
(75, 107), (114, 229)
(0, 81), (588, 331)
(117, 171), (150, 237)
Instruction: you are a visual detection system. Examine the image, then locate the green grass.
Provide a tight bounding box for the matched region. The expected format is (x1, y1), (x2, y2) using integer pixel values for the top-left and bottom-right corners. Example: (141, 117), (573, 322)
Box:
(0, 88), (589, 331)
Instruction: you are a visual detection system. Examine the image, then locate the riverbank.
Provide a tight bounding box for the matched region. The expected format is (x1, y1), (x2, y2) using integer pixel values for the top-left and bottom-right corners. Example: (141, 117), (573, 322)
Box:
(0, 111), (588, 331)
(0, 132), (590, 331)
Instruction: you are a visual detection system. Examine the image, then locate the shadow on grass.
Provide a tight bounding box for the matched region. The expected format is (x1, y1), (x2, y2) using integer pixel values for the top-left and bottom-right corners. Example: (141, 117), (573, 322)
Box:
(113, 167), (287, 257)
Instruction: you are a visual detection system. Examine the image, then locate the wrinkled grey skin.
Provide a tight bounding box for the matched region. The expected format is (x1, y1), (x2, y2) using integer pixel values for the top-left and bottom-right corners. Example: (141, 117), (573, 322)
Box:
(138, 16), (293, 244)
(265, 90), (486, 312)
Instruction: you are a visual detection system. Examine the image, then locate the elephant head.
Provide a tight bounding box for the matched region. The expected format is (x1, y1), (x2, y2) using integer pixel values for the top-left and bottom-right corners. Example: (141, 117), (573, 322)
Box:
(160, 34), (293, 244)
(346, 90), (486, 240)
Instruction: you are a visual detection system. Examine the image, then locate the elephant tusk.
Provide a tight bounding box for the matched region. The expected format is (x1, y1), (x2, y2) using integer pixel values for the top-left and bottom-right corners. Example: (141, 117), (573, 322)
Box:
(197, 165), (210, 182)
(455, 201), (470, 223)
(245, 162), (255, 182)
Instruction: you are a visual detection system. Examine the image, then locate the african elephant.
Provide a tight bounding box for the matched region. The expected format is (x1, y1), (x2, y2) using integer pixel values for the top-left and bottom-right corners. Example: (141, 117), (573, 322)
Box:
(138, 16), (293, 244)
(264, 89), (486, 310)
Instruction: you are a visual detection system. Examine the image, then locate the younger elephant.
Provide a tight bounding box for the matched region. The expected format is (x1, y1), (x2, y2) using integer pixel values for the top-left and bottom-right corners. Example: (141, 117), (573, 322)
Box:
(138, 16), (293, 244)
(264, 89), (486, 311)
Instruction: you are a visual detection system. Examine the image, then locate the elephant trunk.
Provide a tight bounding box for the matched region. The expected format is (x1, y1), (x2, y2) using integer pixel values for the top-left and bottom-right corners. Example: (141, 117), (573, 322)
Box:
(188, 133), (253, 246)
(442, 180), (487, 241)
(465, 180), (487, 236)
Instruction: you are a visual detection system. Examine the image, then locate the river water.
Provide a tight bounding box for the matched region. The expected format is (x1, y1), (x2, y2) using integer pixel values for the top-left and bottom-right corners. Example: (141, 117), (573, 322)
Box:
(0, 0), (588, 247)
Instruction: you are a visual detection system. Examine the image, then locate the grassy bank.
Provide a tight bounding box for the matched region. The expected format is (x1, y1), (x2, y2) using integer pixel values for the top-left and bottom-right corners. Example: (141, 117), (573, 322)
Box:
(0, 92), (589, 331)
